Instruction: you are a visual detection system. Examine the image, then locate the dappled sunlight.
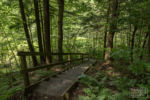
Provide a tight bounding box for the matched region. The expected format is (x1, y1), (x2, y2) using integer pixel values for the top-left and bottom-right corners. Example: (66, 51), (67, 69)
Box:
(1, 0), (150, 99)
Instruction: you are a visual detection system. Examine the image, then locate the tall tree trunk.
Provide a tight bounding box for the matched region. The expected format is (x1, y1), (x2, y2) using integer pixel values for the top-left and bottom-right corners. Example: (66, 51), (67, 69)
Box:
(131, 25), (138, 62)
(148, 33), (150, 56)
(39, 0), (45, 58)
(18, 0), (38, 66)
(127, 30), (130, 47)
(104, 0), (118, 64)
(104, 29), (107, 58)
(93, 36), (95, 57)
(128, 24), (132, 47)
(57, 0), (64, 62)
(43, 0), (52, 64)
(140, 29), (149, 60)
(103, 0), (110, 58)
(33, 0), (44, 64)
(146, 26), (150, 57)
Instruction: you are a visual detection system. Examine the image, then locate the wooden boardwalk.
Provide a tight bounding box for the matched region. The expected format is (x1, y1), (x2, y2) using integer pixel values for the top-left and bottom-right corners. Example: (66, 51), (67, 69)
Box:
(31, 59), (96, 100)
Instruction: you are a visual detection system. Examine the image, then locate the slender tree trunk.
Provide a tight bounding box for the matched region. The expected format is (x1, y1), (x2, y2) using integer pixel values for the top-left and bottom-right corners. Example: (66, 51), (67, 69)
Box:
(43, 0), (52, 64)
(142, 32), (149, 49)
(103, 0), (110, 58)
(18, 0), (38, 66)
(148, 33), (150, 56)
(140, 30), (149, 60)
(39, 0), (45, 58)
(138, 27), (142, 48)
(146, 26), (150, 57)
(33, 0), (44, 64)
(131, 25), (138, 62)
(104, 0), (118, 64)
(128, 24), (132, 47)
(104, 29), (107, 58)
(50, 17), (53, 53)
(127, 31), (130, 47)
(93, 36), (95, 57)
(57, 0), (64, 62)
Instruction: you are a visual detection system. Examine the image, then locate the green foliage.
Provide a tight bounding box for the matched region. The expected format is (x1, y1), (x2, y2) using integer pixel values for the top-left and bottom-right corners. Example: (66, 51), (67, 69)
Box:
(0, 72), (24, 100)
(79, 74), (100, 88)
(111, 47), (131, 62)
(129, 60), (145, 75)
(78, 74), (131, 100)
(35, 70), (53, 79)
(1, 0), (150, 99)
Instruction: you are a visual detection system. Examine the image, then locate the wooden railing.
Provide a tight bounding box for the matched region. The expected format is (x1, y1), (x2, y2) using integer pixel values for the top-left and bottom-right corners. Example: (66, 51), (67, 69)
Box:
(17, 51), (89, 88)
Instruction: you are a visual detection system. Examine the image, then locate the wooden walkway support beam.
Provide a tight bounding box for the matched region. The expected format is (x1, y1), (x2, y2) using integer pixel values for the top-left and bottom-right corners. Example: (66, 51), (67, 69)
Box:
(20, 55), (30, 87)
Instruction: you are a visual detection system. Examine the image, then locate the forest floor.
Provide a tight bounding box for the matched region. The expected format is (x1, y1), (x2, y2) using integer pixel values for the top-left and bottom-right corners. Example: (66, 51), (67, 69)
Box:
(1, 60), (149, 100)
(70, 60), (149, 100)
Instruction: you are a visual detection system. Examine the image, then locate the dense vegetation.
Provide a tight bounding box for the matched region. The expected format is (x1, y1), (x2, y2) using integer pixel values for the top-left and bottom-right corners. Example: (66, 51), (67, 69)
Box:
(0, 0), (150, 99)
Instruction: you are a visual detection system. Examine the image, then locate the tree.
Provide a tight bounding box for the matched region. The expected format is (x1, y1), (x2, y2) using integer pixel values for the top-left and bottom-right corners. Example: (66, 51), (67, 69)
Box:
(130, 25), (137, 62)
(43, 0), (52, 64)
(33, 0), (45, 64)
(57, 0), (64, 62)
(18, 0), (38, 66)
(103, 0), (110, 59)
(104, 0), (119, 64)
(140, 26), (150, 59)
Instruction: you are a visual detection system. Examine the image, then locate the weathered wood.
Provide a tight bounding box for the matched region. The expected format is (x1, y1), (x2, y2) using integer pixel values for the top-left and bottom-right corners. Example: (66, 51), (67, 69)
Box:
(81, 54), (84, 63)
(21, 58), (84, 73)
(18, 51), (88, 56)
(18, 51), (90, 90)
(20, 56), (30, 87)
(31, 61), (95, 100)
(18, 51), (43, 56)
(24, 67), (70, 95)
(67, 53), (71, 67)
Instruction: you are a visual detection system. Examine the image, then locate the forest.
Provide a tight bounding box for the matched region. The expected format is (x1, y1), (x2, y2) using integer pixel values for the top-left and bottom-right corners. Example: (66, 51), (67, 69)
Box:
(0, 0), (150, 100)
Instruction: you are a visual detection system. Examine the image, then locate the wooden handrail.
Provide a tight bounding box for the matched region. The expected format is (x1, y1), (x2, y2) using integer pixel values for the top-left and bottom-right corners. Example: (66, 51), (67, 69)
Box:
(21, 58), (83, 73)
(18, 51), (89, 88)
(18, 51), (88, 56)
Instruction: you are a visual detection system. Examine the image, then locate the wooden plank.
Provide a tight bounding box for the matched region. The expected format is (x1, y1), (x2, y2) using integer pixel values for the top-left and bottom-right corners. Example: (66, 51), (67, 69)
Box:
(24, 67), (70, 95)
(31, 60), (95, 100)
(25, 59), (91, 93)
(18, 51), (88, 56)
(18, 51), (44, 56)
(68, 53), (71, 67)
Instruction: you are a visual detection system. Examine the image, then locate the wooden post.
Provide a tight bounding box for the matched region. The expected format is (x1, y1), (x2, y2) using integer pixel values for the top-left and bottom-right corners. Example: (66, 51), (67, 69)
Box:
(68, 53), (71, 67)
(20, 56), (30, 87)
(82, 54), (84, 63)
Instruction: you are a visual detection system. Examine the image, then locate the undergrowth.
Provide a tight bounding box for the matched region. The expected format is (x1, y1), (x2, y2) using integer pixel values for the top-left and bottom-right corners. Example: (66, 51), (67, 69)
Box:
(78, 48), (150, 100)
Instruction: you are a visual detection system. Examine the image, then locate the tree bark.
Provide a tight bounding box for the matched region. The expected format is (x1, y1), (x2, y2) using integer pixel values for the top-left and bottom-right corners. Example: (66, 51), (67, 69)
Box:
(43, 0), (52, 64)
(103, 0), (110, 58)
(131, 25), (138, 62)
(146, 26), (150, 56)
(142, 26), (150, 49)
(57, 0), (64, 62)
(104, 29), (107, 58)
(18, 0), (38, 66)
(140, 30), (149, 60)
(39, 0), (45, 58)
(33, 0), (44, 64)
(148, 33), (150, 56)
(104, 0), (118, 64)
